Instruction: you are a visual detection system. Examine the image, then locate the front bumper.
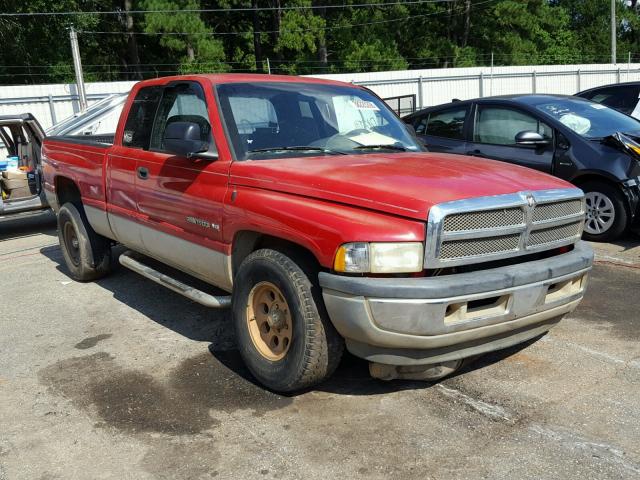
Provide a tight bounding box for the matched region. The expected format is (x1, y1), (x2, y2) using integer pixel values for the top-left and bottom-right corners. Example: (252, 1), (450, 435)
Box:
(319, 241), (593, 366)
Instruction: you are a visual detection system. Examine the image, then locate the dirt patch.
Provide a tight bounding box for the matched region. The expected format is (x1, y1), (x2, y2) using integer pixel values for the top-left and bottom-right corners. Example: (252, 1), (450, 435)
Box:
(38, 350), (292, 436)
(571, 264), (640, 341)
(141, 438), (222, 480)
(74, 334), (112, 350)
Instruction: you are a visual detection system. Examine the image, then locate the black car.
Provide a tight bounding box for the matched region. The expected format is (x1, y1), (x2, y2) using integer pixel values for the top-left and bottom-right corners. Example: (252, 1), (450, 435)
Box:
(403, 95), (640, 241)
(576, 81), (640, 119)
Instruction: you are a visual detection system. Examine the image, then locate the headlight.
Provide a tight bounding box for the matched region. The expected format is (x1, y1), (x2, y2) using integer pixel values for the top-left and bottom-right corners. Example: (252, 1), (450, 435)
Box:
(334, 242), (424, 273)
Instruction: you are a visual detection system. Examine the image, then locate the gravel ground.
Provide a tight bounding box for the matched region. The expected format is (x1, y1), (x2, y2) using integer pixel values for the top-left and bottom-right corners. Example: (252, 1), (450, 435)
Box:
(0, 212), (638, 480)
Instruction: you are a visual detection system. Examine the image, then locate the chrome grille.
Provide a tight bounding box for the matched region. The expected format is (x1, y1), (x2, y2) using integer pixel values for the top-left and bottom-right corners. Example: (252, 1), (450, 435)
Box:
(532, 200), (583, 223)
(528, 221), (583, 247)
(440, 234), (520, 259)
(443, 208), (524, 231)
(425, 189), (585, 268)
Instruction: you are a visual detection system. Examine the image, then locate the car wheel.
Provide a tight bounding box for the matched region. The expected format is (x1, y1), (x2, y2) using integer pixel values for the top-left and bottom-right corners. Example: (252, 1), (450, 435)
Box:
(57, 203), (112, 281)
(581, 182), (628, 242)
(232, 248), (344, 392)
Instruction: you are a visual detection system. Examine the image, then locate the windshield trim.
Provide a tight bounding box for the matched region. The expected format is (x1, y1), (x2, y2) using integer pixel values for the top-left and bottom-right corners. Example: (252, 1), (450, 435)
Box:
(214, 81), (423, 162)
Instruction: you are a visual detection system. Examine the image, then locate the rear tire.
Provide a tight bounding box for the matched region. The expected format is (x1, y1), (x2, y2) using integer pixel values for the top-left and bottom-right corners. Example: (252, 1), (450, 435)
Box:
(232, 249), (344, 392)
(57, 203), (112, 282)
(580, 182), (628, 242)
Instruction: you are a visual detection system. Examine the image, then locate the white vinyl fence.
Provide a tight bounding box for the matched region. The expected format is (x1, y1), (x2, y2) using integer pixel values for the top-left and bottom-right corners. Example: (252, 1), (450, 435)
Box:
(0, 81), (135, 131)
(1, 63), (640, 131)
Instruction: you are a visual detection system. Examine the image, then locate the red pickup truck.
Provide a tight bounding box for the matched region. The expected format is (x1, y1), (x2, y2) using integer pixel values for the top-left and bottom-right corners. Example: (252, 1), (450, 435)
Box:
(42, 74), (593, 392)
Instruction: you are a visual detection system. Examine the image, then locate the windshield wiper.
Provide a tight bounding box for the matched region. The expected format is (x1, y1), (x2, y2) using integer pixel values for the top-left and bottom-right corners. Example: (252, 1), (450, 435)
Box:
(353, 144), (407, 152)
(248, 146), (346, 155)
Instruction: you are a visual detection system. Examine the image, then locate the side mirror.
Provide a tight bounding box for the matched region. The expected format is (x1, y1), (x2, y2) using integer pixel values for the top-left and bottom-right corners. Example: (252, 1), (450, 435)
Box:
(163, 121), (218, 160)
(515, 130), (549, 147)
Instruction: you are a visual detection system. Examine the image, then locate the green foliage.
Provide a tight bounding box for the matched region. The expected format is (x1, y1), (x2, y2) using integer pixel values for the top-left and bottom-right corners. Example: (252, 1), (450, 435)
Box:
(142, 0), (227, 72)
(1, 0), (640, 84)
(343, 39), (407, 72)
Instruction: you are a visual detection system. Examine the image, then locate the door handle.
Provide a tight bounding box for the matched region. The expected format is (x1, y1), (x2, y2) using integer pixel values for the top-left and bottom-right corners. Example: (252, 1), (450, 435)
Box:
(137, 167), (149, 180)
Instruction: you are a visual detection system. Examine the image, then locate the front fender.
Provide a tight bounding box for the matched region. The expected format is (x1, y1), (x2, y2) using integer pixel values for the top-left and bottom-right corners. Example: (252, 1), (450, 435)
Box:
(223, 186), (426, 268)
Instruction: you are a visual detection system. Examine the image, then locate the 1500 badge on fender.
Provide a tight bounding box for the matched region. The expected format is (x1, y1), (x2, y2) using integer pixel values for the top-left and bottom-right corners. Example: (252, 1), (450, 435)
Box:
(186, 216), (220, 231)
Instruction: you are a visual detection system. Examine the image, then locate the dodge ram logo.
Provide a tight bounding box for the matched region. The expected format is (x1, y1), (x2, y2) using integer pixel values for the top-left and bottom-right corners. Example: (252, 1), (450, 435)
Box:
(525, 193), (536, 209)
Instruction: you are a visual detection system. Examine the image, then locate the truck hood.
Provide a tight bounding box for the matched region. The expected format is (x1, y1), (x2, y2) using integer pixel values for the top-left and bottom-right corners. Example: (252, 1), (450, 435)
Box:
(229, 152), (573, 221)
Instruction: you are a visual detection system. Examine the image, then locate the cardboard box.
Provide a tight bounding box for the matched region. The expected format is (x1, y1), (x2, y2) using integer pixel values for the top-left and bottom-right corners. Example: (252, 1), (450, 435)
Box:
(2, 178), (28, 190)
(8, 186), (31, 199)
(2, 170), (27, 180)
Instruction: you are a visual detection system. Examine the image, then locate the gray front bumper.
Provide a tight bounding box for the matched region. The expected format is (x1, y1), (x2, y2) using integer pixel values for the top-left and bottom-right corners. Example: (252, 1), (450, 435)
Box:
(319, 242), (593, 366)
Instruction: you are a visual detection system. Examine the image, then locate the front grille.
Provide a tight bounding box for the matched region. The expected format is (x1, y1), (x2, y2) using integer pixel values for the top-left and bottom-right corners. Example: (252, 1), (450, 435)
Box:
(532, 200), (583, 223)
(528, 221), (583, 247)
(443, 207), (524, 231)
(440, 234), (520, 259)
(425, 189), (585, 268)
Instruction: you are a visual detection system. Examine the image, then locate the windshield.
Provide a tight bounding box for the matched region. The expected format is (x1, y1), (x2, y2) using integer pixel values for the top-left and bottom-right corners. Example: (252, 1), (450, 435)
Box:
(216, 82), (423, 159)
(535, 98), (640, 139)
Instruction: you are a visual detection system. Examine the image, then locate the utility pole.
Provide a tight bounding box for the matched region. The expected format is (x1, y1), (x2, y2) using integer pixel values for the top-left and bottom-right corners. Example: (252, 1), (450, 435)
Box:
(611, 0), (617, 64)
(69, 26), (88, 112)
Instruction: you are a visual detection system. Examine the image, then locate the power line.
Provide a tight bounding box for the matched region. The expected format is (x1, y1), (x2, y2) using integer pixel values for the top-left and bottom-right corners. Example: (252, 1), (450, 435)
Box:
(0, 0), (456, 17)
(3, 53), (634, 77)
(79, 0), (498, 37)
(5, 52), (629, 71)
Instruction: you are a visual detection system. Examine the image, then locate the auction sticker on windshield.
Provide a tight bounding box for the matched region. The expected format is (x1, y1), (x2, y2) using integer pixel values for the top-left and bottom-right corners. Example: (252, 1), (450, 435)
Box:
(350, 98), (379, 110)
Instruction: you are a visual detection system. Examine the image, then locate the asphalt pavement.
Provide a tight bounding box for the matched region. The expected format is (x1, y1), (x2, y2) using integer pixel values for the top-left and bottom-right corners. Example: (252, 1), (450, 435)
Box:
(0, 212), (638, 480)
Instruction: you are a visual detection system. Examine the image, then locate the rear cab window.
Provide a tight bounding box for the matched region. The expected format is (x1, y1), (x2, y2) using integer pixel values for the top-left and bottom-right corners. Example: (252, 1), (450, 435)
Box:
(122, 86), (163, 149)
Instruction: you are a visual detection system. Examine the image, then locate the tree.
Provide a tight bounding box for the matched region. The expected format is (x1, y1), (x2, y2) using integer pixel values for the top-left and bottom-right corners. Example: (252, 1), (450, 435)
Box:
(142, 0), (228, 73)
(0, 0), (639, 84)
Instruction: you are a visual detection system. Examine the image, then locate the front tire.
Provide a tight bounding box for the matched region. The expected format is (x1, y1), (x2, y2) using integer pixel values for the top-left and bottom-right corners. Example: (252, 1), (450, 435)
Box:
(232, 249), (344, 392)
(581, 182), (628, 242)
(57, 203), (112, 281)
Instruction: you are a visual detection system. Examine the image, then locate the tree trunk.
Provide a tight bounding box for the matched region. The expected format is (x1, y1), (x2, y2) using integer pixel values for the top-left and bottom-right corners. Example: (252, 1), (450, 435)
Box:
(445, 0), (453, 42)
(270, 0), (283, 63)
(187, 43), (195, 61)
(124, 0), (142, 80)
(252, 0), (263, 72)
(313, 0), (328, 72)
(462, 0), (471, 47)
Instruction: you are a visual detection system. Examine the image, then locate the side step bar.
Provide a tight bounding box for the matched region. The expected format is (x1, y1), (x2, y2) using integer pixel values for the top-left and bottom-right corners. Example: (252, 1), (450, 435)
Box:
(119, 251), (231, 308)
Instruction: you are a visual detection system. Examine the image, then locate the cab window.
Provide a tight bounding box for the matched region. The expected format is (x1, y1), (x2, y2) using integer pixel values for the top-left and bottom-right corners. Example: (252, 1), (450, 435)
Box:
(149, 82), (212, 152)
(122, 86), (162, 149)
(474, 106), (552, 146)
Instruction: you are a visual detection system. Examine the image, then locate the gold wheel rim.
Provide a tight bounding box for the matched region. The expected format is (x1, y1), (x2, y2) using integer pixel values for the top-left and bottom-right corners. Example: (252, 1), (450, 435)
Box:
(246, 282), (293, 361)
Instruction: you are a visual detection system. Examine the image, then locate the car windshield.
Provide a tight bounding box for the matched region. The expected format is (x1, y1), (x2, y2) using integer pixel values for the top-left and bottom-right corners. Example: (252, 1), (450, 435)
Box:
(216, 82), (423, 160)
(535, 98), (640, 139)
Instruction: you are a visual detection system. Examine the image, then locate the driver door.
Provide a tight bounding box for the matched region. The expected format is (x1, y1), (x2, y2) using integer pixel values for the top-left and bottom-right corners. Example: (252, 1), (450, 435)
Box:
(466, 104), (554, 173)
(135, 80), (232, 287)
